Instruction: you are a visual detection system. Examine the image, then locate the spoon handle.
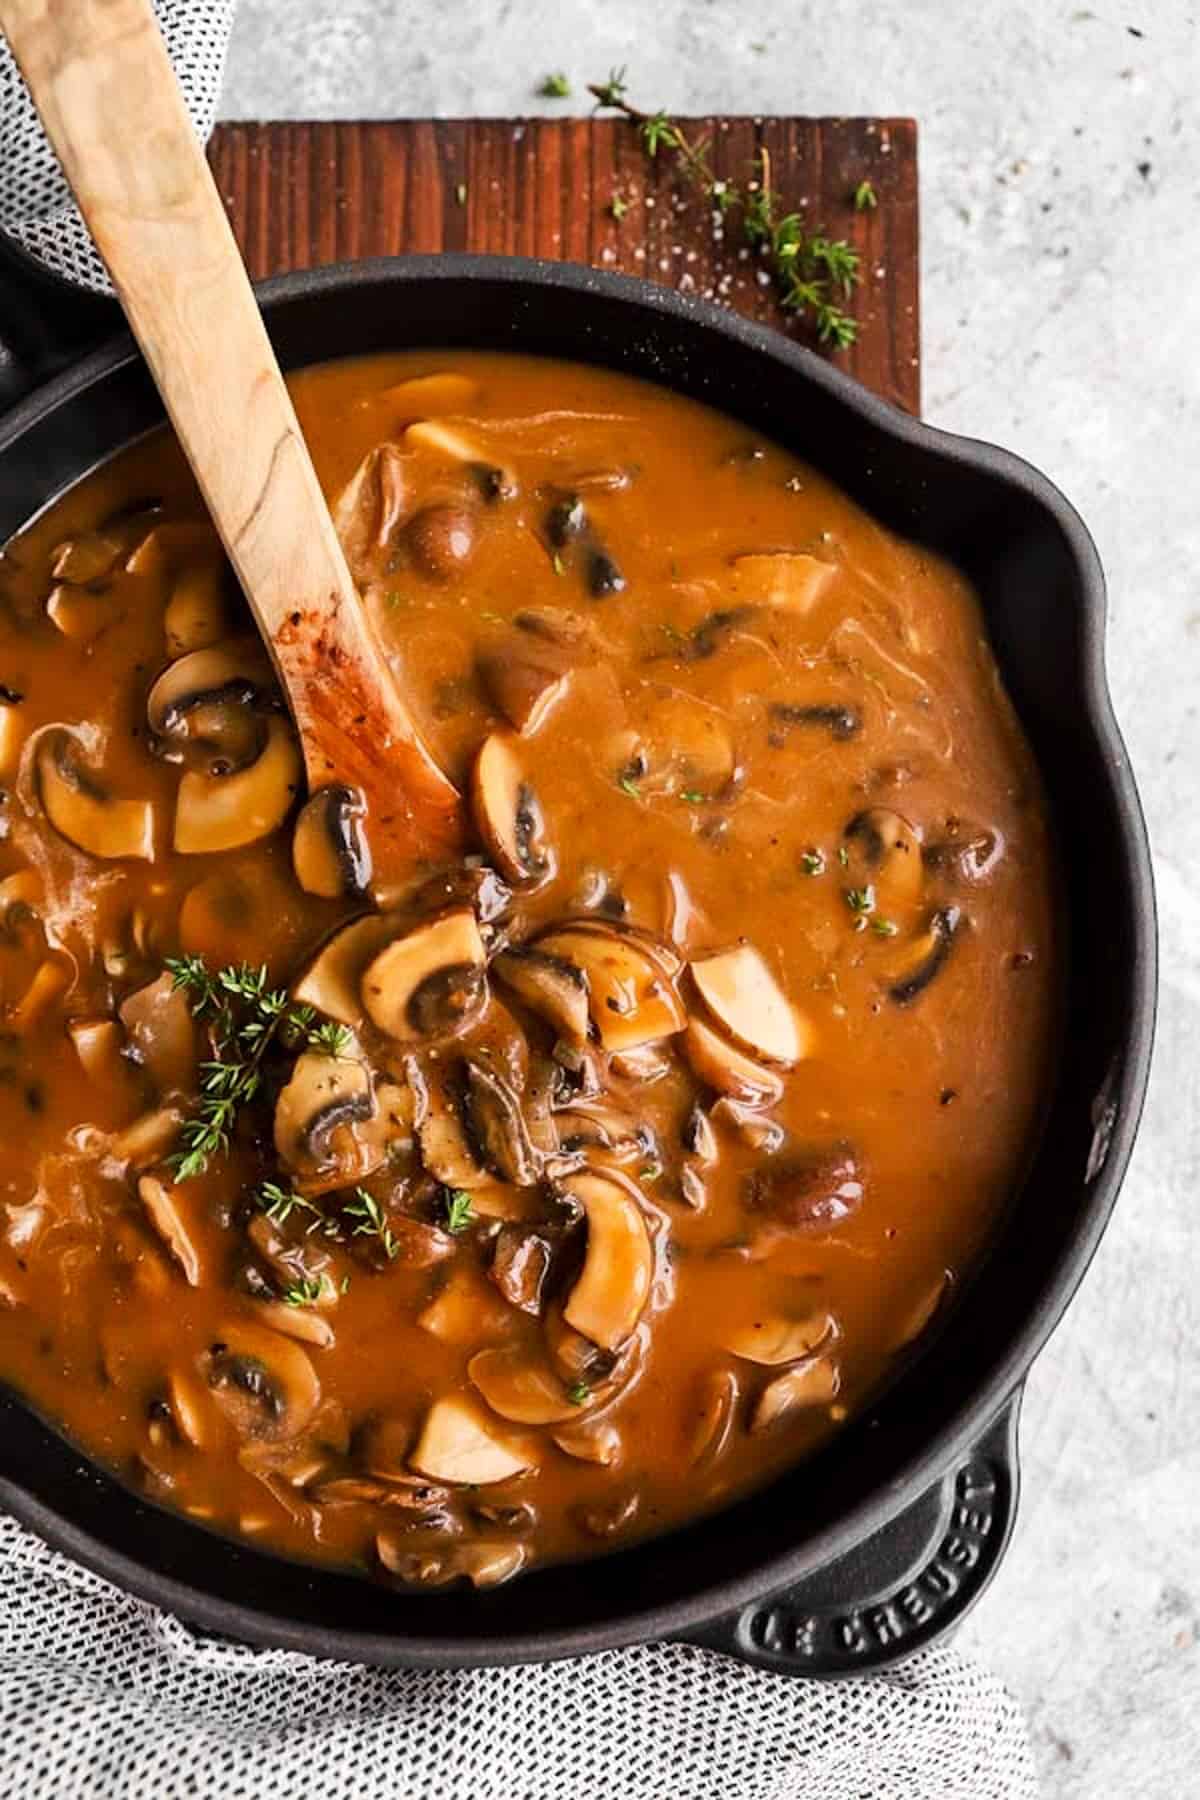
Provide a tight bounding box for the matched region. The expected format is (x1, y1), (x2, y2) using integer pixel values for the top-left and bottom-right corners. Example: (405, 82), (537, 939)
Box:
(0, 0), (462, 870)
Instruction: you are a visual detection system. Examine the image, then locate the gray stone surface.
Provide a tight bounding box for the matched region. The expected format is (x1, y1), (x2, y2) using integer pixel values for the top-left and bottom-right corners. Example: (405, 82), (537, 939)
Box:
(223, 6), (1199, 1794)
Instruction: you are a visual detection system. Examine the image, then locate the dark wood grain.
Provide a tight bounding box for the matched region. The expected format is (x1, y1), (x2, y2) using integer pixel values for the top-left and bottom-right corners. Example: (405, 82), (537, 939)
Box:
(209, 116), (918, 413)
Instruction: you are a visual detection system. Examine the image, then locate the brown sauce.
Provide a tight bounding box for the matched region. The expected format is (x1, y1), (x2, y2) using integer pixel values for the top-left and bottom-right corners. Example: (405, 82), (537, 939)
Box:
(0, 352), (1057, 1587)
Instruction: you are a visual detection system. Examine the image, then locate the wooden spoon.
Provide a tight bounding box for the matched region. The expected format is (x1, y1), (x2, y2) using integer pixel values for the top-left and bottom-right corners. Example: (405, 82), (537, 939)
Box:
(0, 0), (463, 892)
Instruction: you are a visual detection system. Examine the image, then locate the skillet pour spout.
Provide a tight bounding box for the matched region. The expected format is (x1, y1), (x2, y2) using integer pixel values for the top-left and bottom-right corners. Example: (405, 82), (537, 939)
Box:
(0, 253), (1155, 1673)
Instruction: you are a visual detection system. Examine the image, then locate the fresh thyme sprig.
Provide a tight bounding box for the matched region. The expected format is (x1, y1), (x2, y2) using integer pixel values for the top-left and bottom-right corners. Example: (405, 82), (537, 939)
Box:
(443, 1189), (475, 1234)
(164, 956), (352, 1181)
(344, 1187), (401, 1261)
(588, 71), (860, 348)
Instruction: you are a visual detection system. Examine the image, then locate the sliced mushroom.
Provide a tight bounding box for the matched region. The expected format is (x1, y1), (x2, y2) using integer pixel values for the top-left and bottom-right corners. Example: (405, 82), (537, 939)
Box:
(478, 640), (573, 735)
(125, 519), (217, 580)
(681, 1104), (718, 1165)
(690, 943), (805, 1067)
(561, 1169), (653, 1352)
(553, 1101), (650, 1169)
(744, 1147), (865, 1237)
(249, 1298), (336, 1348)
(136, 1174), (204, 1286)
(201, 1322), (321, 1441)
(408, 1394), (532, 1485)
(0, 691), (25, 778)
(731, 551), (836, 611)
(492, 944), (590, 1043)
(768, 701), (861, 743)
(574, 1490), (640, 1537)
(687, 1365), (740, 1468)
(887, 905), (963, 1005)
(110, 1104), (184, 1171)
(292, 784), (371, 898)
(380, 371), (480, 415)
(11, 958), (71, 1033)
(462, 1059), (542, 1186)
(414, 1062), (498, 1191)
(489, 1223), (554, 1314)
(49, 530), (124, 585)
(377, 1533), (527, 1589)
(469, 1344), (583, 1425)
(274, 1050), (373, 1178)
(147, 640), (273, 773)
(68, 1016), (131, 1093)
(749, 1356), (840, 1431)
(119, 971), (197, 1093)
(174, 717), (302, 854)
(552, 1417), (622, 1466)
(471, 733), (554, 885)
(406, 504), (479, 580)
(843, 808), (924, 910)
(417, 1265), (513, 1342)
(46, 584), (118, 644)
(681, 1017), (784, 1107)
(723, 1310), (836, 1365)
(534, 923), (686, 1054)
(164, 562), (230, 656)
(292, 912), (400, 1027)
(36, 729), (156, 861)
(360, 908), (487, 1042)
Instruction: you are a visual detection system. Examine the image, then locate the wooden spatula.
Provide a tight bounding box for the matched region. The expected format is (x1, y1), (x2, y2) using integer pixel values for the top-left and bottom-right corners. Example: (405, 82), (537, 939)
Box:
(0, 0), (463, 894)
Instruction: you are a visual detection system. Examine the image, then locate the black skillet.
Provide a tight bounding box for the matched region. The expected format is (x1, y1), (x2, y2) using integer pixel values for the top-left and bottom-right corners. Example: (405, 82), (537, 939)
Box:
(0, 240), (1156, 1676)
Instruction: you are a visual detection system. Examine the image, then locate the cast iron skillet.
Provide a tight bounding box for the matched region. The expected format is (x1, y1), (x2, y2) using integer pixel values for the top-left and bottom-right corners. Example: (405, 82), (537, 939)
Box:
(0, 244), (1156, 1677)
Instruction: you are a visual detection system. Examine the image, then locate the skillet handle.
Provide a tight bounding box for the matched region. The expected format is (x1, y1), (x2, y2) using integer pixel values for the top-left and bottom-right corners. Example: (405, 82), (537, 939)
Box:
(0, 230), (118, 414)
(679, 1391), (1022, 1677)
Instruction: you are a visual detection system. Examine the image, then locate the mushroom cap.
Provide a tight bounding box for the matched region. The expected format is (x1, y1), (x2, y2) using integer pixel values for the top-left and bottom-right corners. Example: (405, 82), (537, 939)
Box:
(561, 1169), (653, 1352)
(469, 1344), (583, 1425)
(274, 1049), (374, 1178)
(200, 1321), (322, 1441)
(147, 639), (274, 774)
(35, 728), (156, 861)
(292, 911), (401, 1028)
(681, 1016), (784, 1107)
(360, 908), (487, 1043)
(174, 716), (302, 854)
(534, 923), (686, 1054)
(470, 733), (554, 886)
(690, 943), (805, 1067)
(408, 1394), (532, 1486)
(292, 784), (372, 899)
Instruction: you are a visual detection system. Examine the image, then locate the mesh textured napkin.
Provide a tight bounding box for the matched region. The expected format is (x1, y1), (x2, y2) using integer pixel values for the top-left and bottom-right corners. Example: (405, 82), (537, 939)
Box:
(0, 7), (1037, 1796)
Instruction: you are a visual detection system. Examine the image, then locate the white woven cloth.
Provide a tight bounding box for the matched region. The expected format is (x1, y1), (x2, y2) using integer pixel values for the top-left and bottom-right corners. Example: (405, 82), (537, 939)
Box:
(0, 6), (1039, 1795)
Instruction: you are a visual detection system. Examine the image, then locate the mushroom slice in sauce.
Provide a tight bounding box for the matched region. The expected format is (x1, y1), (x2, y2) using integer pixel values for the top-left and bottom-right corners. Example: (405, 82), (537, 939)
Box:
(164, 563), (229, 656)
(408, 1394), (532, 1485)
(414, 1063), (498, 1192)
(749, 1356), (840, 1431)
(68, 1016), (129, 1093)
(200, 1322), (321, 1441)
(292, 784), (371, 898)
(49, 529), (125, 585)
(744, 1148), (865, 1237)
(561, 1169), (653, 1352)
(886, 905), (963, 1005)
(136, 1174), (204, 1285)
(380, 371), (480, 415)
(681, 1017), (784, 1108)
(119, 971), (197, 1093)
(687, 1365), (740, 1468)
(723, 1310), (836, 1366)
(377, 1533), (527, 1589)
(0, 691), (25, 777)
(534, 924), (686, 1054)
(35, 729), (156, 861)
(292, 912), (400, 1027)
(146, 641), (272, 773)
(174, 717), (302, 855)
(843, 808), (924, 909)
(478, 640), (573, 735)
(250, 1299), (336, 1349)
(45, 584), (118, 645)
(730, 551), (836, 611)
(471, 733), (555, 885)
(462, 1059), (543, 1186)
(274, 1050), (373, 1178)
(468, 1345), (583, 1425)
(493, 944), (590, 1043)
(406, 505), (480, 581)
(690, 943), (806, 1067)
(360, 908), (487, 1042)
(489, 1223), (554, 1314)
(552, 1417), (622, 1467)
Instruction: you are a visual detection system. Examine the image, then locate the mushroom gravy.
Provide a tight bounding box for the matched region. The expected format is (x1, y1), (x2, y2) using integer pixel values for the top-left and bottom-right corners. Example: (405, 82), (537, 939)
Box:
(0, 352), (1057, 1587)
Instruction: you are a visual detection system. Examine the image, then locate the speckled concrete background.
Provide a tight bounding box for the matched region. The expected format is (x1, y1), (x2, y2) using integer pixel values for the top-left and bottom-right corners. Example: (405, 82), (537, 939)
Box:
(222, 6), (1199, 1793)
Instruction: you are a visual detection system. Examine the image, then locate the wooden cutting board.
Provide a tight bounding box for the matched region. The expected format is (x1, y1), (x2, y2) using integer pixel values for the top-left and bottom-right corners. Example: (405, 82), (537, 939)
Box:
(208, 116), (918, 414)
